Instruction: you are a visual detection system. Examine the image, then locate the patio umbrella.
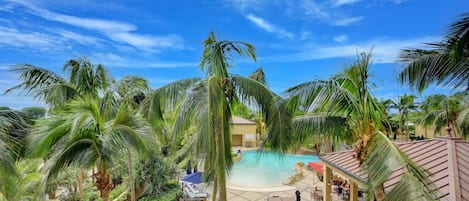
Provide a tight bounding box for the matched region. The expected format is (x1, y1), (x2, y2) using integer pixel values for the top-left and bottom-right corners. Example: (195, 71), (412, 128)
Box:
(182, 172), (203, 184)
(308, 162), (323, 174)
(308, 162), (323, 186)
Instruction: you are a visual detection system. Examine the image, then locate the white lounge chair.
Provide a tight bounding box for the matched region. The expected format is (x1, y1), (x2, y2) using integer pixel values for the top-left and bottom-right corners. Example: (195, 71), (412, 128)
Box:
(182, 182), (208, 201)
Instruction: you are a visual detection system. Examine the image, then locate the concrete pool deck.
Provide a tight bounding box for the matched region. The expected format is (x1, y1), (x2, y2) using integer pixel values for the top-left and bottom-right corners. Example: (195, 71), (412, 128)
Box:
(189, 147), (363, 200)
(202, 166), (361, 201)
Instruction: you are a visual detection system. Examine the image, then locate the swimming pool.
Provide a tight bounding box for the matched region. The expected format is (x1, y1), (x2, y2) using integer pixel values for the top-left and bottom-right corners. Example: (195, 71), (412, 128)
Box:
(228, 151), (319, 187)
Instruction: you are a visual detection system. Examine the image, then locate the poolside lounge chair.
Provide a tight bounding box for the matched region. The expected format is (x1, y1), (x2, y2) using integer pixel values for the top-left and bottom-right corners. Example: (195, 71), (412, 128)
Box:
(182, 182), (208, 201)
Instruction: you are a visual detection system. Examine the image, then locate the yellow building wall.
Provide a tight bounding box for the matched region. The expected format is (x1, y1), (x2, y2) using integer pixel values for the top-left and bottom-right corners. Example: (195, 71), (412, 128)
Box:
(415, 125), (451, 139)
(230, 124), (257, 147)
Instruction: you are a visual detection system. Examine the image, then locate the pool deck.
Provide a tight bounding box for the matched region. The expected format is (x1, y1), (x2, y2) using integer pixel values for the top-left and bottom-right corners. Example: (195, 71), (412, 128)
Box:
(190, 147), (363, 201)
(201, 166), (360, 201)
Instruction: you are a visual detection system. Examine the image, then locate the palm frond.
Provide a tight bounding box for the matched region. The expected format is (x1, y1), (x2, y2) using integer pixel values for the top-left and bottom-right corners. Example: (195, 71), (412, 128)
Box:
(233, 76), (294, 152)
(200, 32), (256, 78)
(248, 67), (268, 86)
(363, 132), (437, 201)
(5, 64), (76, 106)
(293, 114), (351, 143)
(399, 12), (469, 91)
(107, 105), (155, 156)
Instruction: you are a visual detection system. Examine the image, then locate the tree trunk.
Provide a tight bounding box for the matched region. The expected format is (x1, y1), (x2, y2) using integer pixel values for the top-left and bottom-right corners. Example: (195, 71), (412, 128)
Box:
(127, 149), (136, 201)
(135, 183), (146, 200)
(94, 170), (113, 201)
(375, 185), (386, 201)
(48, 191), (56, 200)
(211, 177), (218, 201)
(79, 168), (85, 200)
(324, 136), (333, 153)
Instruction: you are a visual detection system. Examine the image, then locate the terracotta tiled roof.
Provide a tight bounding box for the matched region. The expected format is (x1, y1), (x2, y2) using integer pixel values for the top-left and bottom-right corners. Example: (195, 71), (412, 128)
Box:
(319, 136), (469, 201)
(230, 116), (256, 125)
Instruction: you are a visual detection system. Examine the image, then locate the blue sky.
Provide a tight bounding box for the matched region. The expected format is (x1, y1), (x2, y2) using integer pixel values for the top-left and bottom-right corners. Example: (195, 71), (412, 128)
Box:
(0, 0), (468, 109)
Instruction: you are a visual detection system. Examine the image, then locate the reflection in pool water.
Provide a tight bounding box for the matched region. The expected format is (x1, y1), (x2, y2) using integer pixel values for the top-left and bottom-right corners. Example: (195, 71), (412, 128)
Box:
(228, 151), (319, 187)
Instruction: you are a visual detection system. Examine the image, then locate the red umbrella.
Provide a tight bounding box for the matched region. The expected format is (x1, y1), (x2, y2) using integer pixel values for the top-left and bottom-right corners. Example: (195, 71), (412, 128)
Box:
(308, 162), (324, 174)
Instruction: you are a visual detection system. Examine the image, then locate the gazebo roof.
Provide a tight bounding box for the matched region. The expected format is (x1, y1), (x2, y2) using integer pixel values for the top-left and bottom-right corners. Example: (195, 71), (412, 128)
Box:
(230, 116), (256, 125)
(320, 136), (469, 201)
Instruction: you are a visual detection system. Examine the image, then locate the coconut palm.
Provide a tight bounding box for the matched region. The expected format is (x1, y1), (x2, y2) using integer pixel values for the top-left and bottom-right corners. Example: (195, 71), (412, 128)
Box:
(5, 57), (111, 108)
(171, 32), (292, 201)
(286, 52), (437, 200)
(28, 96), (154, 201)
(400, 12), (469, 92)
(419, 91), (469, 139)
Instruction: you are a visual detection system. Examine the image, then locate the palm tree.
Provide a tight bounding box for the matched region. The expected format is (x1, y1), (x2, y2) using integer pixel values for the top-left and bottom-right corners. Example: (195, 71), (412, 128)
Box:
(285, 52), (437, 200)
(7, 59), (162, 201)
(5, 57), (111, 109)
(419, 92), (469, 139)
(400, 12), (469, 92)
(0, 109), (30, 200)
(389, 94), (419, 139)
(28, 97), (154, 201)
(172, 32), (292, 201)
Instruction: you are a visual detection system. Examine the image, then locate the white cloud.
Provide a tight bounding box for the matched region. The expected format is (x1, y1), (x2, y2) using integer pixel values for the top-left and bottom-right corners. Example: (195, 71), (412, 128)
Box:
(0, 64), (14, 70)
(107, 32), (183, 52)
(333, 34), (348, 42)
(223, 0), (265, 11)
(9, 0), (135, 32)
(260, 36), (441, 63)
(331, 16), (364, 26)
(0, 3), (15, 12)
(0, 27), (61, 51)
(300, 0), (329, 19)
(332, 0), (363, 7)
(90, 52), (198, 68)
(147, 62), (198, 68)
(6, 0), (184, 52)
(245, 13), (294, 39)
(55, 29), (101, 45)
(389, 0), (407, 4)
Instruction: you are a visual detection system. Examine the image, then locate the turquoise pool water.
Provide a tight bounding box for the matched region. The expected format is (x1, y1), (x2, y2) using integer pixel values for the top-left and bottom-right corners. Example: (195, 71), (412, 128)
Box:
(228, 151), (319, 187)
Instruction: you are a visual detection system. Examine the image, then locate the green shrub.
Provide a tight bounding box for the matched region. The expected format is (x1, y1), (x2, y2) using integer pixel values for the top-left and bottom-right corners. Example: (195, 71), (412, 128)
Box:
(139, 187), (182, 201)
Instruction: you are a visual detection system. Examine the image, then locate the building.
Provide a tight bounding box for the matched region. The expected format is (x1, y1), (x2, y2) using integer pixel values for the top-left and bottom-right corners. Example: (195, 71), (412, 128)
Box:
(319, 136), (469, 201)
(230, 116), (258, 147)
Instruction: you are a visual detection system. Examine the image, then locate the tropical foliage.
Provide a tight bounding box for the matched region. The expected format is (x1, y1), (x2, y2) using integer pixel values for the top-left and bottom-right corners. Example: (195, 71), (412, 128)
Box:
(6, 57), (111, 109)
(285, 52), (437, 200)
(1, 23), (467, 201)
(419, 92), (469, 139)
(171, 32), (292, 201)
(0, 109), (31, 200)
(400, 12), (469, 92)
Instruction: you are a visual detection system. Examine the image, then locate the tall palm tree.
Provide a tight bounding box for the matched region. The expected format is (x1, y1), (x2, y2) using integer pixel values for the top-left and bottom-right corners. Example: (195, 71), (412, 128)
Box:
(400, 12), (469, 92)
(28, 97), (154, 201)
(172, 32), (292, 201)
(286, 52), (436, 200)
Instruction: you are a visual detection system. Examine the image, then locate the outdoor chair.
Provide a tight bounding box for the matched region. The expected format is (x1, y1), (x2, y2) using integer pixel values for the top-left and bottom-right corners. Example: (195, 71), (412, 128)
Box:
(311, 186), (323, 201)
(182, 182), (208, 201)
